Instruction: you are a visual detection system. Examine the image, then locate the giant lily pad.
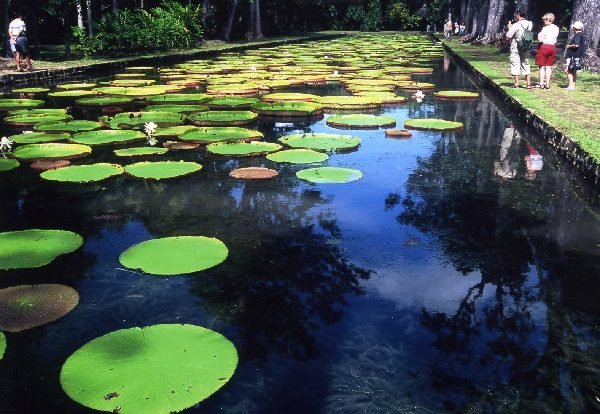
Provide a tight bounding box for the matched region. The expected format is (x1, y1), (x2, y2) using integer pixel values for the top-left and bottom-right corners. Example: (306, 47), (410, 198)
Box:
(179, 127), (263, 144)
(8, 108), (68, 116)
(12, 87), (50, 93)
(144, 104), (209, 114)
(60, 324), (238, 413)
(120, 236), (227, 275)
(326, 114), (395, 129)
(279, 133), (361, 152)
(266, 149), (329, 164)
(103, 112), (186, 129)
(433, 90), (480, 100)
(0, 159), (20, 172)
(12, 143), (92, 161)
(48, 90), (97, 98)
(75, 96), (134, 107)
(4, 113), (74, 126)
(34, 120), (103, 133)
(206, 141), (282, 157)
(188, 110), (258, 126)
(56, 83), (97, 90)
(70, 130), (146, 146)
(124, 161), (202, 180)
(205, 97), (260, 109)
(41, 163), (124, 183)
(114, 147), (169, 157)
(261, 93), (318, 102)
(250, 102), (323, 117)
(0, 332), (5, 360)
(230, 167), (279, 179)
(153, 125), (198, 138)
(146, 93), (210, 104)
(316, 96), (382, 110)
(296, 167), (363, 183)
(9, 132), (71, 144)
(0, 229), (83, 270)
(0, 99), (44, 111)
(0, 284), (79, 332)
(404, 118), (464, 131)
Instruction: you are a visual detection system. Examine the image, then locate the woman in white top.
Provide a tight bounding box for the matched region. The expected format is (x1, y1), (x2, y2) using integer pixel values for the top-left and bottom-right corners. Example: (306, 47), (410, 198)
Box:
(534, 13), (560, 89)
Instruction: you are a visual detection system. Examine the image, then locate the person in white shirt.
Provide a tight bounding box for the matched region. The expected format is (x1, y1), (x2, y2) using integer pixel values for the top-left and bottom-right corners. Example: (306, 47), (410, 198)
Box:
(8, 14), (31, 72)
(506, 11), (533, 88)
(534, 13), (560, 89)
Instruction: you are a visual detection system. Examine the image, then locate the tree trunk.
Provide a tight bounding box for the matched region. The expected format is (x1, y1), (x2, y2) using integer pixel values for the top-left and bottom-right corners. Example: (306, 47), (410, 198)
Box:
(77, 1), (84, 29)
(482, 0), (506, 42)
(2, 0), (9, 58)
(222, 0), (239, 41)
(86, 0), (93, 36)
(247, 0), (256, 40)
(64, 2), (72, 58)
(571, 0), (600, 68)
(201, 0), (209, 25)
(254, 0), (263, 39)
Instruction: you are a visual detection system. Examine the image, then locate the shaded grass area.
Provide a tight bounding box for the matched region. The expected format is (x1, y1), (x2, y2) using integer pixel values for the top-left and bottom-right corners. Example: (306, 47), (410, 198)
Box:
(444, 40), (600, 162)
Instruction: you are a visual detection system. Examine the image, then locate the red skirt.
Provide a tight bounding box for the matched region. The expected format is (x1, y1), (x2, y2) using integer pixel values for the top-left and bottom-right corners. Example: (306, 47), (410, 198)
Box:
(535, 43), (556, 66)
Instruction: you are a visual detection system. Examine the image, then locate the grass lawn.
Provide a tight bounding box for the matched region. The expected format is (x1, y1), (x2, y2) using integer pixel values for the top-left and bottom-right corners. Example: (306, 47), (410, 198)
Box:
(443, 39), (600, 162)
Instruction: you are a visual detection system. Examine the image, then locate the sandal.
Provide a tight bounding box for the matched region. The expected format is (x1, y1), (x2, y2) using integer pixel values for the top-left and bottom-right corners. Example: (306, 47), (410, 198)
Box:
(526, 85), (532, 89)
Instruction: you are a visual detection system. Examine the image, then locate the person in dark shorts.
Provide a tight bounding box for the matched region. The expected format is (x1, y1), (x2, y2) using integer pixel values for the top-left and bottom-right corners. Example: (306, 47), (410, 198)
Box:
(565, 21), (585, 91)
(534, 13), (559, 89)
(8, 14), (31, 72)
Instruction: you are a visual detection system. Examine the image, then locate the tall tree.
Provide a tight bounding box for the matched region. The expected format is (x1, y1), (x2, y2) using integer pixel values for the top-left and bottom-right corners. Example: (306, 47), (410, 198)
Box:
(112, 0), (118, 12)
(222, 0), (239, 41)
(482, 0), (506, 42)
(570, 0), (600, 68)
(86, 0), (93, 35)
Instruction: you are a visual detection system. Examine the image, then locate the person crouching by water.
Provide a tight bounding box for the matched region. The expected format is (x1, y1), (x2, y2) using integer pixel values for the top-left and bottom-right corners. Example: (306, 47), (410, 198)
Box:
(565, 21), (585, 91)
(535, 13), (560, 89)
(506, 11), (532, 89)
(8, 13), (31, 72)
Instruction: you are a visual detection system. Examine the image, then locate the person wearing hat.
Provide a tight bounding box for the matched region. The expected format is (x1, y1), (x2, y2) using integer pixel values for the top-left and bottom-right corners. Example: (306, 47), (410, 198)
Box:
(565, 21), (585, 91)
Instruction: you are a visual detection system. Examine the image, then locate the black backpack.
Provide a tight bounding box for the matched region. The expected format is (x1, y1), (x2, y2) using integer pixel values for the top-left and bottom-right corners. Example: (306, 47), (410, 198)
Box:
(517, 22), (533, 51)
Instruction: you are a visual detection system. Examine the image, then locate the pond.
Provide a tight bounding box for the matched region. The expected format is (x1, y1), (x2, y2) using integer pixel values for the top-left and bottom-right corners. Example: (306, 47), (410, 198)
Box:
(1, 34), (599, 414)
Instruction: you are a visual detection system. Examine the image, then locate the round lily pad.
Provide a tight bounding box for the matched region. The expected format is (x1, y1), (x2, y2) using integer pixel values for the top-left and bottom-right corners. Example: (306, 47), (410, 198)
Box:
(48, 90), (97, 98)
(104, 112), (186, 129)
(385, 128), (413, 137)
(144, 104), (209, 114)
(0, 332), (5, 360)
(163, 141), (199, 150)
(4, 112), (74, 126)
(12, 143), (92, 162)
(34, 120), (103, 133)
(94, 86), (175, 97)
(188, 110), (258, 126)
(205, 97), (260, 109)
(9, 132), (71, 144)
(153, 126), (198, 138)
(56, 83), (97, 90)
(397, 82), (436, 91)
(75, 96), (134, 107)
(120, 236), (227, 275)
(8, 108), (68, 116)
(266, 149), (329, 164)
(0, 159), (20, 172)
(0, 284), (79, 332)
(326, 114), (396, 129)
(433, 90), (480, 100)
(230, 167), (279, 179)
(12, 87), (50, 93)
(261, 92), (318, 102)
(316, 96), (382, 110)
(60, 324), (238, 413)
(146, 93), (209, 105)
(30, 160), (71, 171)
(296, 167), (363, 183)
(251, 102), (323, 117)
(206, 141), (282, 157)
(0, 229), (83, 270)
(41, 163), (124, 183)
(279, 133), (361, 152)
(404, 118), (464, 131)
(179, 127), (263, 144)
(0, 99), (44, 111)
(70, 130), (146, 146)
(124, 161), (202, 180)
(114, 147), (169, 157)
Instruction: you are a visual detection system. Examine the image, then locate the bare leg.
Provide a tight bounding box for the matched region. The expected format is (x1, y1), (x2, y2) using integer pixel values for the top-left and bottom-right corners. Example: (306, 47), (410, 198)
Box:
(14, 51), (21, 71)
(538, 66), (545, 86)
(545, 66), (552, 87)
(513, 75), (520, 87)
(525, 74), (531, 87)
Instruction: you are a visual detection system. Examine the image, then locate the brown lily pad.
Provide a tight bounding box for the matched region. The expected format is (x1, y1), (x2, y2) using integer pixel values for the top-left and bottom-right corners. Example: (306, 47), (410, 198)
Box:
(163, 141), (200, 150)
(30, 160), (72, 171)
(229, 167), (279, 179)
(385, 129), (413, 137)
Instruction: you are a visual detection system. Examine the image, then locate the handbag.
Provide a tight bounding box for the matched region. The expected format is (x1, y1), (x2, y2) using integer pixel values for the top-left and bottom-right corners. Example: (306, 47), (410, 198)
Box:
(569, 57), (584, 71)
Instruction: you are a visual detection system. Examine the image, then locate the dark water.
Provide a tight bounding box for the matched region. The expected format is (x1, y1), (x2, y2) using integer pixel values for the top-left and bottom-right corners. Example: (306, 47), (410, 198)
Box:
(1, 51), (600, 414)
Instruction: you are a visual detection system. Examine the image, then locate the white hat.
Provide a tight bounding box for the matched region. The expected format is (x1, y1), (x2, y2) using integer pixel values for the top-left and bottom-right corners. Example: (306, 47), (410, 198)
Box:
(572, 21), (584, 30)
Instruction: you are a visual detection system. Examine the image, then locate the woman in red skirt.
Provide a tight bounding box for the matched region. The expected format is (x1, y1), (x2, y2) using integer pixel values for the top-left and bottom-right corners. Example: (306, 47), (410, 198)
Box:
(535, 13), (560, 89)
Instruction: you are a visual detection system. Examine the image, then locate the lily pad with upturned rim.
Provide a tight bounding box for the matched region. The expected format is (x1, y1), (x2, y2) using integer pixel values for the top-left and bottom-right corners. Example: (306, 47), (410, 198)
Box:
(0, 158), (20, 172)
(75, 96), (135, 107)
(204, 97), (260, 109)
(12, 143), (92, 162)
(144, 104), (209, 114)
(179, 127), (263, 144)
(146, 93), (210, 105)
(266, 149), (329, 164)
(119, 236), (227, 275)
(69, 130), (146, 146)
(250, 102), (323, 117)
(316, 96), (382, 110)
(0, 229), (83, 270)
(230, 167), (279, 179)
(114, 147), (169, 157)
(9, 132), (71, 144)
(34, 120), (103, 133)
(326, 114), (396, 129)
(206, 141), (282, 157)
(279, 133), (361, 152)
(188, 110), (258, 126)
(40, 163), (124, 183)
(60, 324), (238, 414)
(296, 166), (363, 184)
(433, 90), (480, 100)
(0, 99), (44, 111)
(261, 92), (318, 102)
(3, 113), (74, 126)
(404, 118), (464, 131)
(103, 112), (187, 129)
(124, 161), (202, 180)
(12, 87), (50, 93)
(0, 284), (79, 332)
(48, 90), (97, 98)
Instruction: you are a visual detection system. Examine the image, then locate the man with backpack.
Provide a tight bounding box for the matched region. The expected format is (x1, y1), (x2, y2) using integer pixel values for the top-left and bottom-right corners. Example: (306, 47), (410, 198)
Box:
(506, 10), (533, 89)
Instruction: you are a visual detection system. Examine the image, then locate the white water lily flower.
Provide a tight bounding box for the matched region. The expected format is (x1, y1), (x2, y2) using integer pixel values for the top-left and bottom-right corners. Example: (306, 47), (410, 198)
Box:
(415, 97), (424, 103)
(147, 137), (158, 146)
(413, 90), (425, 99)
(23, 130), (34, 134)
(0, 136), (14, 152)
(144, 122), (158, 136)
(333, 70), (339, 76)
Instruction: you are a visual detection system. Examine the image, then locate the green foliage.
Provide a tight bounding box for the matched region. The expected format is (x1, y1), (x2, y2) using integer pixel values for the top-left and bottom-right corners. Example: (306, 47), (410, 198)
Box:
(340, 0), (382, 31)
(386, 0), (422, 30)
(72, 1), (203, 56)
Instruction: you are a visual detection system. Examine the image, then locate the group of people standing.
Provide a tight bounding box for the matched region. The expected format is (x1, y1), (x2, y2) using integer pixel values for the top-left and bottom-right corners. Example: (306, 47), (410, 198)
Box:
(506, 11), (585, 91)
(443, 20), (466, 39)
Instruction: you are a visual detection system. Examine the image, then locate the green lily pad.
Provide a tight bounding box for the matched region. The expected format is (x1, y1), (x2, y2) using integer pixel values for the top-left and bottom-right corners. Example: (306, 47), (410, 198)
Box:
(60, 324), (238, 413)
(0, 332), (5, 360)
(0, 159), (20, 172)
(94, 86), (175, 97)
(205, 97), (260, 109)
(397, 82), (435, 91)
(206, 141), (282, 157)
(0, 99), (44, 111)
(279, 133), (361, 152)
(104, 112), (186, 129)
(12, 143), (92, 161)
(296, 167), (363, 183)
(250, 102), (323, 117)
(48, 90), (97, 98)
(0, 229), (83, 270)
(70, 130), (146, 146)
(9, 132), (71, 144)
(56, 83), (97, 90)
(433, 90), (480, 100)
(144, 104), (209, 114)
(153, 125), (199, 138)
(110, 79), (156, 87)
(75, 96), (135, 107)
(188, 110), (258, 126)
(12, 87), (50, 93)
(114, 147), (168, 157)
(266, 149), (329, 164)
(120, 236), (228, 275)
(316, 96), (382, 110)
(180, 127), (263, 144)
(125, 161), (202, 180)
(34, 120), (103, 133)
(8, 108), (68, 116)
(326, 114), (396, 129)
(41, 163), (124, 183)
(404, 118), (464, 131)
(0, 284), (79, 332)
(146, 93), (210, 104)
(3, 113), (74, 126)
(261, 92), (318, 102)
